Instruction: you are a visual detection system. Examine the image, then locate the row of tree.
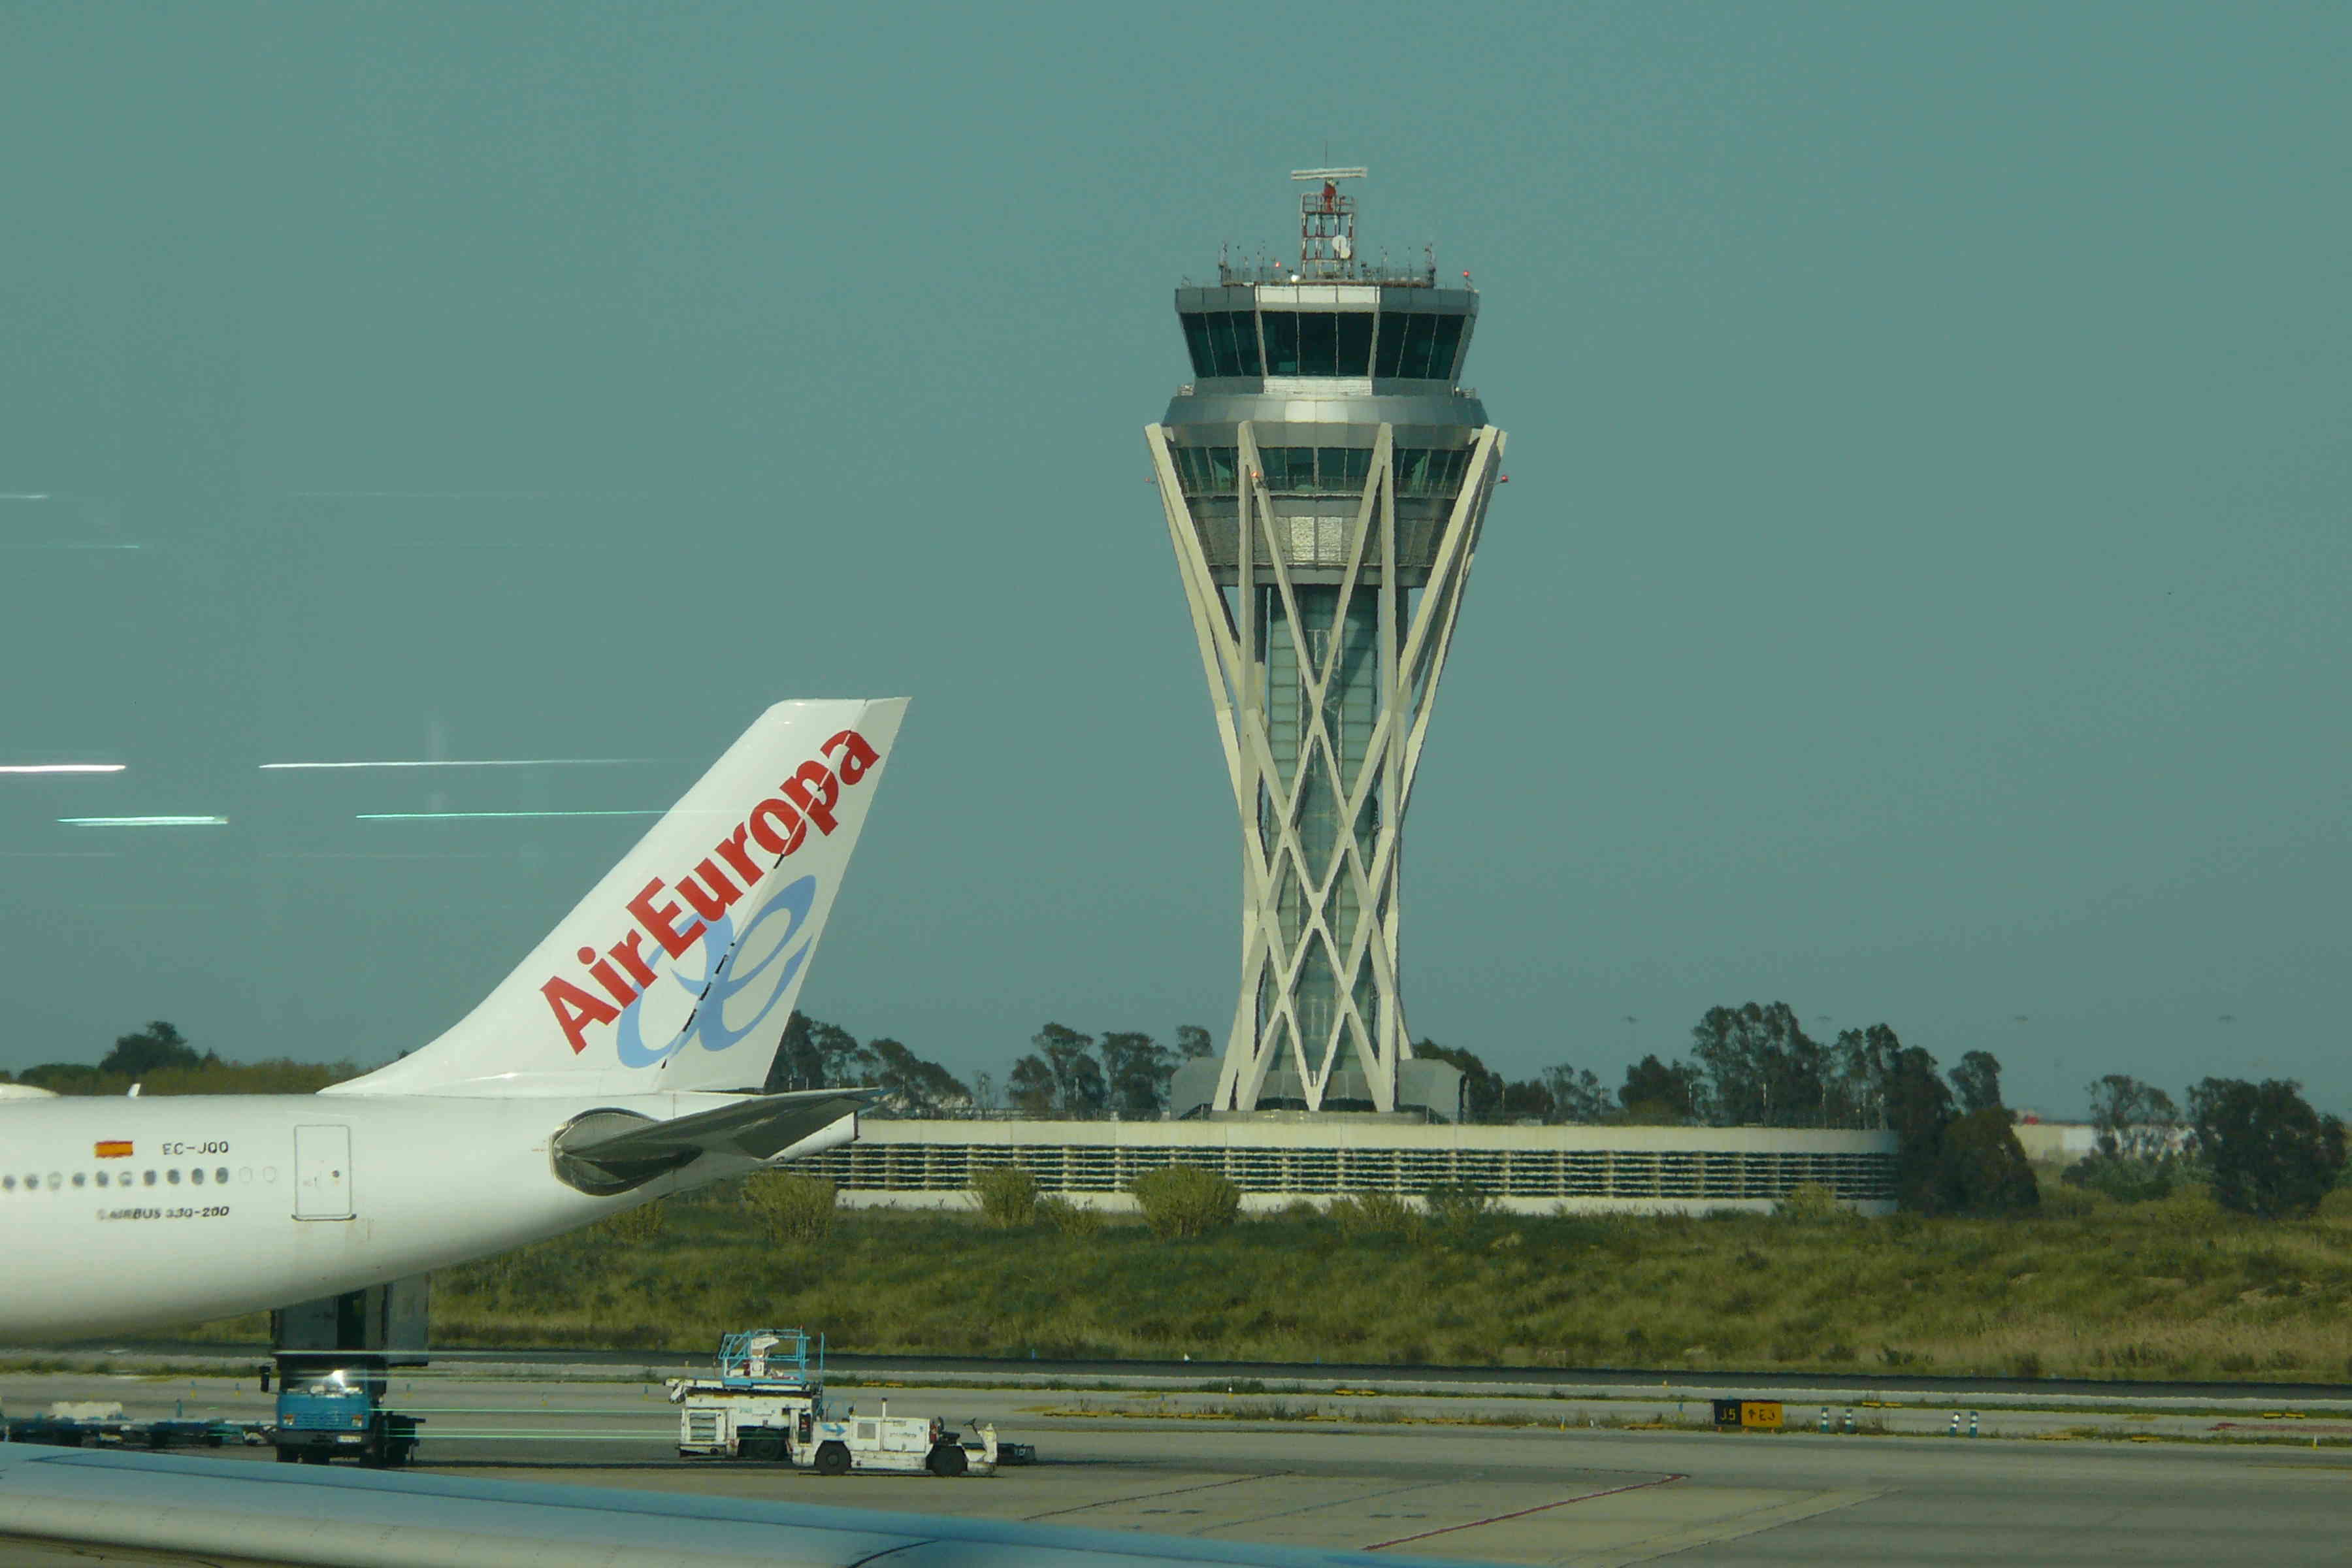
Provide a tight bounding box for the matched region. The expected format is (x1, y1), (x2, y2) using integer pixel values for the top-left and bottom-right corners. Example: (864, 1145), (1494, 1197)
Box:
(20, 1015), (2347, 1221)
(2073, 1071), (2347, 1219)
(0, 1021), (357, 1096)
(762, 1016), (1220, 1120)
(1470, 1005), (2038, 1217)
(1424, 1004), (2007, 1132)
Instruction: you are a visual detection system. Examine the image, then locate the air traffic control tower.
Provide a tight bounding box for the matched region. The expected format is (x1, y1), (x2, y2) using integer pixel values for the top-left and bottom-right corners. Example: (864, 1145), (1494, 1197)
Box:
(1147, 171), (1506, 1118)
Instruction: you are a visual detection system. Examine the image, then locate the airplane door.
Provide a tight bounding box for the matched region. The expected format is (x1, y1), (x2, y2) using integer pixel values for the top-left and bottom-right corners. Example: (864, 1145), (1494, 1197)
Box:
(293, 1125), (354, 1220)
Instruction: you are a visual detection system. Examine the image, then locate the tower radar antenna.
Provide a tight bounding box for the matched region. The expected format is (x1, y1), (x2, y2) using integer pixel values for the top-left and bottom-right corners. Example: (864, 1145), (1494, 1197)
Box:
(1290, 167), (1369, 278)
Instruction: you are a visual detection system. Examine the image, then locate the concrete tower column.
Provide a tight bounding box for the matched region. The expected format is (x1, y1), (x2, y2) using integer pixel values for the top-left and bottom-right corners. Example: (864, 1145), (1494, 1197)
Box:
(1145, 171), (1507, 1116)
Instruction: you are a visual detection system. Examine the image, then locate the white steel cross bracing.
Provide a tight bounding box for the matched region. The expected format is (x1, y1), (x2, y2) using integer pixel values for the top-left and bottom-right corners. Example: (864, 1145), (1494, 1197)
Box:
(1145, 420), (1505, 1114)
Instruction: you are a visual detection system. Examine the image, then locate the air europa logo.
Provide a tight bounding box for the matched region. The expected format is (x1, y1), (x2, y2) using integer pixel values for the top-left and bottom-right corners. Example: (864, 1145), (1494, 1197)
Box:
(539, 728), (879, 1059)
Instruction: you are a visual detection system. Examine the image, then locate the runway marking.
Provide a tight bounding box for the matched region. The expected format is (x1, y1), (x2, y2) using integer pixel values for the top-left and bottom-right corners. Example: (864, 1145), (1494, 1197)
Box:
(1213, 1478), (1454, 1533)
(1021, 1471), (1286, 1522)
(1361, 1473), (1688, 1551)
(1588, 1487), (1879, 1567)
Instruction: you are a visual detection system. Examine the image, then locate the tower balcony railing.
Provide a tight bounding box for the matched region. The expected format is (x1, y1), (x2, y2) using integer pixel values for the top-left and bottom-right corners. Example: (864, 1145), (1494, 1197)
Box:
(1209, 259), (1443, 287)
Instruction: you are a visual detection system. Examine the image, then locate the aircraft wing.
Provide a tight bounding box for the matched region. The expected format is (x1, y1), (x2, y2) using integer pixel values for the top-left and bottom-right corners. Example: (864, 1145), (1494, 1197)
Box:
(0, 1446), (1472, 1568)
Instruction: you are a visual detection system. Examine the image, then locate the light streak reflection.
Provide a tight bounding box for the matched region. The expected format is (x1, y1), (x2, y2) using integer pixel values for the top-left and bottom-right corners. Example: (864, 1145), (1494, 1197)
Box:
(261, 758), (652, 770)
(354, 810), (665, 821)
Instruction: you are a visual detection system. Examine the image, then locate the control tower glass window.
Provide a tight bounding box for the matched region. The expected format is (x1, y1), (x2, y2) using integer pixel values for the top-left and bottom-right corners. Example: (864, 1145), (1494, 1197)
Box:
(1262, 310), (1298, 374)
(1174, 446), (1241, 495)
(1259, 312), (1374, 377)
(1296, 312), (1335, 375)
(1394, 448), (1470, 498)
(1427, 314), (1465, 378)
(1336, 313), (1373, 374)
(1260, 448), (1376, 494)
(1373, 312), (1466, 380)
(1179, 312), (1263, 378)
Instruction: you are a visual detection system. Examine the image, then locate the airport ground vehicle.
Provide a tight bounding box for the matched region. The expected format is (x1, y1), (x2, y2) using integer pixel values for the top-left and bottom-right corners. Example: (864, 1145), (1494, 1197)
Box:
(665, 1328), (1000, 1475)
(270, 1356), (419, 1467)
(0, 1401), (240, 1450)
(802, 1406), (998, 1477)
(667, 1329), (825, 1461)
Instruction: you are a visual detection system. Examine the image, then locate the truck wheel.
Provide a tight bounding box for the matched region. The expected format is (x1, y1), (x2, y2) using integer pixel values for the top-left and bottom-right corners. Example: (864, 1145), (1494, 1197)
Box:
(274, 1446), (299, 1464)
(927, 1444), (969, 1478)
(814, 1441), (851, 1477)
(740, 1431), (784, 1463)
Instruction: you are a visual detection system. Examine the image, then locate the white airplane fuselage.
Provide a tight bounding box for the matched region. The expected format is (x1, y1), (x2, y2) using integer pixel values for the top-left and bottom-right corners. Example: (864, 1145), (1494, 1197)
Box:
(0, 1092), (737, 1341)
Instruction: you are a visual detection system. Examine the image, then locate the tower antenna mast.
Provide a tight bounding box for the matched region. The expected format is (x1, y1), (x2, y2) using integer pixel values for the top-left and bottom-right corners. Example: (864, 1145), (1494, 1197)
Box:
(1290, 167), (1368, 279)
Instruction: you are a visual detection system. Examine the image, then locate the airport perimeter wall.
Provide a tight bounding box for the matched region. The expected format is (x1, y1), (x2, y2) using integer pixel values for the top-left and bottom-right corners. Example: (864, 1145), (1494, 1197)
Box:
(805, 1119), (1900, 1216)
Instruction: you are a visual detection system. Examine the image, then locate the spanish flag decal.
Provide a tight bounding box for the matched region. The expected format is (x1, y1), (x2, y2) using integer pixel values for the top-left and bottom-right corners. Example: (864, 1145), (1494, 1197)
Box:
(95, 1140), (133, 1158)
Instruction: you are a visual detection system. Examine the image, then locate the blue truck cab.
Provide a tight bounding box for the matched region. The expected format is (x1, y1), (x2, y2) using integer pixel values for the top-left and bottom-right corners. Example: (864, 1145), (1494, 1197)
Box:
(271, 1356), (418, 1467)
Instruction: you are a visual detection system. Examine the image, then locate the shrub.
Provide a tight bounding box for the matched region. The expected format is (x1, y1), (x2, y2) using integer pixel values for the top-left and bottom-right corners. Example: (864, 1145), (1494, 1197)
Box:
(1132, 1164), (1241, 1239)
(1774, 1182), (1848, 1222)
(2141, 1183), (2220, 1226)
(597, 1199), (668, 1245)
(2036, 1183), (2106, 1219)
(2315, 1188), (2352, 1220)
(1327, 1192), (1418, 1237)
(972, 1166), (1041, 1228)
(1036, 1196), (1106, 1237)
(1423, 1182), (1495, 1230)
(2063, 1153), (2180, 1205)
(743, 1171), (837, 1244)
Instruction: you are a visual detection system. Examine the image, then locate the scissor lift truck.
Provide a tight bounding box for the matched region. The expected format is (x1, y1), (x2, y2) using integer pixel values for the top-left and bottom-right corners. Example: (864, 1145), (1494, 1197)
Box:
(667, 1328), (826, 1462)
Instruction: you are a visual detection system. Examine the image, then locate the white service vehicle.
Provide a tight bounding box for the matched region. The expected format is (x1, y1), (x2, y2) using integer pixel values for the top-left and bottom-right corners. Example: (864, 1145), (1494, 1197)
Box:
(803, 1405), (998, 1478)
(665, 1329), (996, 1475)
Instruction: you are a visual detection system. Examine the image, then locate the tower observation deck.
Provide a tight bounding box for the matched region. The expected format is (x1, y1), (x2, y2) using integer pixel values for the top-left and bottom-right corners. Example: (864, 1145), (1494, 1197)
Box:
(1145, 172), (1507, 1117)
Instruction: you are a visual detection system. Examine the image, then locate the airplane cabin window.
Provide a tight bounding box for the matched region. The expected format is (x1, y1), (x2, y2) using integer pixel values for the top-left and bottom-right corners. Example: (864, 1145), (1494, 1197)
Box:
(3, 1175), (14, 1191)
(167, 1168), (182, 1184)
(238, 1167), (252, 1183)
(48, 1173), (61, 1189)
(217, 1167), (231, 1184)
(96, 1171), (109, 1187)
(72, 1172), (86, 1188)
(144, 1169), (157, 1186)
(191, 1168), (206, 1185)
(263, 1166), (278, 1183)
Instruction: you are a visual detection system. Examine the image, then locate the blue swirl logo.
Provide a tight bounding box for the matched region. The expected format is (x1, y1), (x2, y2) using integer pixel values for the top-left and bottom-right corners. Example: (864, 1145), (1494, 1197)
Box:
(614, 876), (817, 1068)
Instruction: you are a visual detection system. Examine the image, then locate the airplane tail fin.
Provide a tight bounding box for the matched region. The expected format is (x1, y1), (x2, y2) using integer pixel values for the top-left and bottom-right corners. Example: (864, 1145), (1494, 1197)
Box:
(327, 698), (907, 1098)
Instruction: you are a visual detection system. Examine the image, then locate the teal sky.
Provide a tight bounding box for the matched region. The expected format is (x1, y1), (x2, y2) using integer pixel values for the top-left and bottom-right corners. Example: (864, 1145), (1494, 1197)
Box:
(2, 3), (2345, 1117)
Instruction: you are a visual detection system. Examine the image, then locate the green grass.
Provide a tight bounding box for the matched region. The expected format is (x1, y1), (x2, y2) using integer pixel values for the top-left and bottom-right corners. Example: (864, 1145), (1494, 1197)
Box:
(270, 1184), (2352, 1384)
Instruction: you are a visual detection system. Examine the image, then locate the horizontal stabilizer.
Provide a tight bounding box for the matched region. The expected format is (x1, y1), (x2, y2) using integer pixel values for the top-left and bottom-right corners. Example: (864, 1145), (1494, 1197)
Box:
(552, 1089), (873, 1196)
